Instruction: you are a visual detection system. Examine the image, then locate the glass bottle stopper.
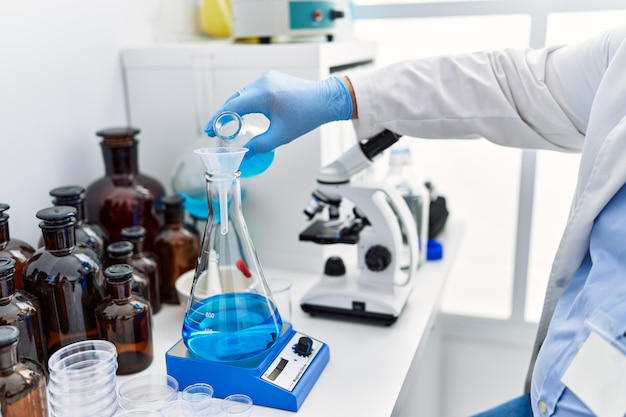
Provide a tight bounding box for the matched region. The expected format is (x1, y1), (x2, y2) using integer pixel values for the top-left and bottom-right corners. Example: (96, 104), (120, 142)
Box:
(0, 325), (19, 347)
(96, 127), (141, 142)
(107, 241), (134, 258)
(0, 204), (9, 228)
(49, 185), (85, 205)
(121, 226), (146, 240)
(36, 206), (77, 227)
(0, 258), (16, 279)
(162, 195), (185, 208)
(104, 264), (134, 284)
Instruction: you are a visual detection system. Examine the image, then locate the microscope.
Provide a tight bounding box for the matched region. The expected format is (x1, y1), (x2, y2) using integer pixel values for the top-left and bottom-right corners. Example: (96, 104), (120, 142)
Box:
(299, 130), (421, 325)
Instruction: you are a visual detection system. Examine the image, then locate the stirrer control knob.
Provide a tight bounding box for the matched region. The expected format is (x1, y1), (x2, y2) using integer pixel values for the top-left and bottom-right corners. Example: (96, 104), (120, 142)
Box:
(295, 337), (313, 357)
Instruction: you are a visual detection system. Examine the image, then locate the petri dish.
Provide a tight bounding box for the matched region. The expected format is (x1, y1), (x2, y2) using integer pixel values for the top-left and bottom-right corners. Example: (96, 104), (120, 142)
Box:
(117, 374), (179, 411)
(182, 383), (216, 414)
(159, 399), (196, 417)
(115, 411), (161, 417)
(48, 388), (118, 417)
(48, 377), (117, 404)
(48, 340), (117, 377)
(190, 398), (225, 417)
(221, 394), (253, 417)
(49, 356), (117, 387)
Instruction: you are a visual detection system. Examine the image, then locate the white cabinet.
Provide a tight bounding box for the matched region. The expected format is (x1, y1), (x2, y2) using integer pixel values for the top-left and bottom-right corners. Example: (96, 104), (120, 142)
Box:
(122, 40), (376, 272)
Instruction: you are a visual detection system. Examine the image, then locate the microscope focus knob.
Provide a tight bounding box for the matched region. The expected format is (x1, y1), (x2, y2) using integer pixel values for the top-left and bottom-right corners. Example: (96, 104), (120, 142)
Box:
(365, 245), (392, 271)
(324, 256), (346, 276)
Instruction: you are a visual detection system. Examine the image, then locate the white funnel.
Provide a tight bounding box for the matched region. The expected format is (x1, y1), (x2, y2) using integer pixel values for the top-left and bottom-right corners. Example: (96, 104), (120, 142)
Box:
(194, 147), (248, 234)
(194, 147), (247, 174)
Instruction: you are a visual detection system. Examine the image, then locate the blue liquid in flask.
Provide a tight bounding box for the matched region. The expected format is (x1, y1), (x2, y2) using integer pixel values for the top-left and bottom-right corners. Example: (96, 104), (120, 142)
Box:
(182, 292), (283, 362)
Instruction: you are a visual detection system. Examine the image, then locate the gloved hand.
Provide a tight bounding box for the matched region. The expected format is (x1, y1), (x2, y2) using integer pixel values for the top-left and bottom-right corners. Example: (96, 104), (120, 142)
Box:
(204, 71), (353, 155)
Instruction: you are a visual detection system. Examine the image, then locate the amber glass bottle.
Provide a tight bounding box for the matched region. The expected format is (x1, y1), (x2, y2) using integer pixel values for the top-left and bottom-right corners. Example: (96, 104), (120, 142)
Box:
(0, 204), (35, 291)
(84, 127), (165, 253)
(121, 225), (161, 314)
(38, 185), (109, 258)
(96, 264), (153, 375)
(153, 195), (200, 304)
(105, 241), (151, 308)
(0, 326), (48, 417)
(0, 258), (46, 372)
(23, 206), (105, 356)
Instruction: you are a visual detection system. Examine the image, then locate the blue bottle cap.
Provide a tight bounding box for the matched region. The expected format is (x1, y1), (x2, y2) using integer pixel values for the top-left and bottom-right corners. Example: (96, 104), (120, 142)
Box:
(426, 239), (443, 261)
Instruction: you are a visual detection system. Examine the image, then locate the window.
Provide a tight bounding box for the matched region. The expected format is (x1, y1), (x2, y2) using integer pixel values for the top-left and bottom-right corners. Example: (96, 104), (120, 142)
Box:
(354, 14), (529, 319)
(351, 3), (626, 321)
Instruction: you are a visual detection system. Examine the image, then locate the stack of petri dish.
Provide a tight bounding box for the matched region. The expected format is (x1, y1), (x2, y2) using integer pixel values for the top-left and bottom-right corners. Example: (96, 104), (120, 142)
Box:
(47, 340), (119, 417)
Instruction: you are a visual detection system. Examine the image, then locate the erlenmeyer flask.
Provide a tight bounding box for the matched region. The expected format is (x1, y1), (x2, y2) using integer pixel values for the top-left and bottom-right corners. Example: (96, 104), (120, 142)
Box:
(182, 147), (283, 363)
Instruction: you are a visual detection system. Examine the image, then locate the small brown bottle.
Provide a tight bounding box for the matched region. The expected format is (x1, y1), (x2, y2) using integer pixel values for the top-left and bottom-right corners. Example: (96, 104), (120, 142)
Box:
(39, 185), (110, 258)
(96, 264), (153, 375)
(23, 206), (105, 356)
(0, 204), (35, 291)
(0, 258), (47, 373)
(121, 225), (161, 314)
(0, 325), (48, 417)
(153, 195), (200, 304)
(106, 241), (151, 308)
(84, 127), (165, 253)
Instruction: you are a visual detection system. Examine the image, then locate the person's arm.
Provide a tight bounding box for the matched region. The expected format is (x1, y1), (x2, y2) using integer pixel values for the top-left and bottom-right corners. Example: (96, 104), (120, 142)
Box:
(347, 24), (626, 152)
(205, 24), (626, 155)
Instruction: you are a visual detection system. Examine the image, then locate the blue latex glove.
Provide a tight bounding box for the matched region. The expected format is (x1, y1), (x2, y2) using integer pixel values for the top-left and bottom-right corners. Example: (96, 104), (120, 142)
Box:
(204, 71), (353, 155)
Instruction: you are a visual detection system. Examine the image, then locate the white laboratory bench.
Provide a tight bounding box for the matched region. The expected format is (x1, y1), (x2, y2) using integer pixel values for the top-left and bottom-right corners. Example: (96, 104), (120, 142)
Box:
(118, 221), (462, 416)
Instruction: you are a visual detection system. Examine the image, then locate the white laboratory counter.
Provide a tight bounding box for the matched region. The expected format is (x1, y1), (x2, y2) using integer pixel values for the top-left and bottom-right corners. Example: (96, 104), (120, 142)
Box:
(118, 221), (462, 416)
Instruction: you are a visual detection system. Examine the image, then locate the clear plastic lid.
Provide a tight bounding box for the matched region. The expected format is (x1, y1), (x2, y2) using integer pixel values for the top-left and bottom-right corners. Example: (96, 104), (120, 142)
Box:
(117, 374), (179, 411)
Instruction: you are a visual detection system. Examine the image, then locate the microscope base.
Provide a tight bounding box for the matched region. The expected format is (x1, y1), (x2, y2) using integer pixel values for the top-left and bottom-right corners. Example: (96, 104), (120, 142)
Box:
(300, 275), (413, 326)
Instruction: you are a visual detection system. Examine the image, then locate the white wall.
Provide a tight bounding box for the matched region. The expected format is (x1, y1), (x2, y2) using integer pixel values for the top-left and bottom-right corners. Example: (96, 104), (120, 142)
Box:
(0, 0), (158, 246)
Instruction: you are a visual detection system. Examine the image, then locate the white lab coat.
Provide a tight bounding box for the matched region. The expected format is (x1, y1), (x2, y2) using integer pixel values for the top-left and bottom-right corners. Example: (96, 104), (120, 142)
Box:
(348, 24), (626, 390)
